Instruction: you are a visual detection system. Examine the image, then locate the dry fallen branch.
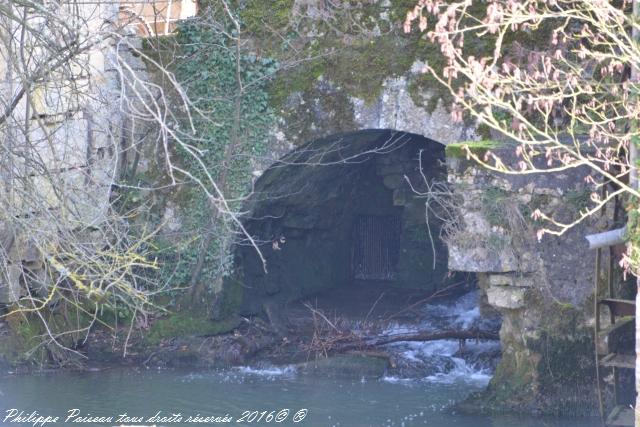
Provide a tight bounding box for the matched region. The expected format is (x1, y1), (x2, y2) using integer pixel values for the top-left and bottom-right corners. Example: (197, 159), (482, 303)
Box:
(302, 300), (497, 358)
(304, 327), (499, 356)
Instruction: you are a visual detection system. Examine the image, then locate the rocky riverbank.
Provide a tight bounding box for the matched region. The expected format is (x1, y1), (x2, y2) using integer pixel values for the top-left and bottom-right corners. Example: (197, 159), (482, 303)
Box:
(1, 286), (501, 389)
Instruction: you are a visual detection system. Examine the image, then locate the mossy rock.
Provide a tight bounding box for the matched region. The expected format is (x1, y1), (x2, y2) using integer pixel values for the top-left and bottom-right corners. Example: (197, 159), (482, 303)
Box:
(241, 0), (295, 37)
(295, 354), (388, 379)
(445, 140), (503, 158)
(481, 186), (510, 228)
(1, 308), (97, 367)
(1, 313), (45, 365)
(144, 312), (241, 346)
(461, 303), (598, 416)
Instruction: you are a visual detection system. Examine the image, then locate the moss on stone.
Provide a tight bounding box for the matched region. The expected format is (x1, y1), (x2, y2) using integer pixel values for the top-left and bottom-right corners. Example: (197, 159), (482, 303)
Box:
(261, 1), (445, 125)
(257, 0), (547, 136)
(445, 140), (502, 158)
(269, 72), (357, 144)
(1, 307), (101, 367)
(217, 276), (244, 319)
(326, 37), (415, 104)
(1, 313), (46, 365)
(223, 0), (558, 143)
(269, 33), (417, 108)
(144, 312), (241, 346)
(527, 328), (598, 415)
(464, 300), (598, 416)
(564, 188), (592, 214)
(480, 186), (510, 227)
(241, 0), (295, 37)
(487, 234), (510, 251)
(476, 124), (493, 140)
(487, 351), (537, 404)
(388, 0), (417, 22)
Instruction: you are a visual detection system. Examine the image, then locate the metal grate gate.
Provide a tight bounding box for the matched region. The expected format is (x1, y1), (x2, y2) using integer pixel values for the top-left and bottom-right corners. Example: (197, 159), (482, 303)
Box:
(352, 215), (401, 281)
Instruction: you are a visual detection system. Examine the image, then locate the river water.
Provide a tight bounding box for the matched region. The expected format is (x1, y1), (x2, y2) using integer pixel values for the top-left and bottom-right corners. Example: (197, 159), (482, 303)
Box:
(0, 291), (601, 427)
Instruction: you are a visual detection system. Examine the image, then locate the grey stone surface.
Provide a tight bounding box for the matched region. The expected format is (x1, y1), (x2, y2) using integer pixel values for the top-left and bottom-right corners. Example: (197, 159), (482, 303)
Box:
(0, 265), (23, 304)
(352, 76), (476, 145)
(486, 285), (527, 310)
(447, 147), (612, 415)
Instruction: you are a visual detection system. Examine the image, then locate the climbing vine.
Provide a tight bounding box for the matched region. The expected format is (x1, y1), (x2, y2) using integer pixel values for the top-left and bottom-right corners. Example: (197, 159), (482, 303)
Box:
(152, 8), (277, 306)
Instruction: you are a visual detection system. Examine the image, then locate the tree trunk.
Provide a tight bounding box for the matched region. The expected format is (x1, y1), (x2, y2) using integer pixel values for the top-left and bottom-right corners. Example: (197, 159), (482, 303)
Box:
(327, 329), (499, 354)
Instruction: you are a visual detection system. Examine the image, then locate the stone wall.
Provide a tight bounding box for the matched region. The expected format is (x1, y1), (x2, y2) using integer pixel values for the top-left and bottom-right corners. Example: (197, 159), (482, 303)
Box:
(446, 143), (620, 415)
(0, 1), (172, 320)
(238, 0), (480, 179)
(0, 2), (124, 304)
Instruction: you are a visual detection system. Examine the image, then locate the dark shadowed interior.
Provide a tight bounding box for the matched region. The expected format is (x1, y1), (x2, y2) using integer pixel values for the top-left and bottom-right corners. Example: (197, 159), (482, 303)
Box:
(230, 129), (459, 317)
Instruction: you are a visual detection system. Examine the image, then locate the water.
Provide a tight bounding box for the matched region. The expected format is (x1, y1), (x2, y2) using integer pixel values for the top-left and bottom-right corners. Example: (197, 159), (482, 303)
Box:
(0, 291), (601, 427)
(0, 368), (600, 427)
(380, 290), (500, 382)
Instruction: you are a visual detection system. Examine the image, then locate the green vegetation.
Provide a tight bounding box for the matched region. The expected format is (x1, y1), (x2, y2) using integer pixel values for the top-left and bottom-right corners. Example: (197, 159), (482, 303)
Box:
(267, 33), (417, 113)
(465, 301), (597, 415)
(625, 201), (640, 270)
(481, 186), (510, 227)
(2, 306), (102, 366)
(145, 13), (276, 305)
(324, 37), (416, 104)
(241, 0), (295, 37)
(2, 313), (45, 365)
(236, 0), (557, 143)
(564, 189), (592, 213)
(236, 0), (491, 142)
(144, 312), (241, 346)
(445, 140), (502, 158)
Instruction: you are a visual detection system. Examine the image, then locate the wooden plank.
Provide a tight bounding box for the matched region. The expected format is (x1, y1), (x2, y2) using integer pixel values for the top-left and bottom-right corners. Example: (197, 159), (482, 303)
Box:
(606, 405), (634, 426)
(599, 299), (636, 318)
(597, 317), (635, 355)
(600, 353), (635, 369)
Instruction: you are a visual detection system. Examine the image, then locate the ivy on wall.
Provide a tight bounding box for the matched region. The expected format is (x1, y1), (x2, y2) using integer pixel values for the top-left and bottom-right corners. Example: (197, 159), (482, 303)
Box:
(151, 8), (277, 307)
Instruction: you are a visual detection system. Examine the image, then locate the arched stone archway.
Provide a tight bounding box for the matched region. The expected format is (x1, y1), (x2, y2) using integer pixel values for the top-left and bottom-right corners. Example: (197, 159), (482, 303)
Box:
(231, 129), (458, 316)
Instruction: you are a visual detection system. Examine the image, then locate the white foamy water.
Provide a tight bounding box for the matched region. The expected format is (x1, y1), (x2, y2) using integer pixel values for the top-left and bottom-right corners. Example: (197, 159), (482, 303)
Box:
(206, 291), (498, 387)
(424, 290), (483, 328)
(381, 290), (499, 386)
(423, 357), (493, 385)
(236, 365), (297, 377)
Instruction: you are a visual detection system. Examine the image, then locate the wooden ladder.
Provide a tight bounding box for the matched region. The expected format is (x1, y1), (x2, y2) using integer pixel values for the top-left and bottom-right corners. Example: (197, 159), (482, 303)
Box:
(588, 186), (634, 426)
(596, 298), (636, 427)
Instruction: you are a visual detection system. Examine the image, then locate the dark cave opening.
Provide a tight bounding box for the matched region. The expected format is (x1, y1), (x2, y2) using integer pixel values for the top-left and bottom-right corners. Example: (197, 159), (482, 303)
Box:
(231, 129), (469, 318)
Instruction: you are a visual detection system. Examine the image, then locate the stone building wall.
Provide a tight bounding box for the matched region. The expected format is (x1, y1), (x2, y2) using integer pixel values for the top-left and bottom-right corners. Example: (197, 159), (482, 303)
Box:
(0, 4), (620, 413)
(446, 143), (621, 415)
(120, 0), (197, 36)
(0, 2), (121, 303)
(0, 0), (194, 305)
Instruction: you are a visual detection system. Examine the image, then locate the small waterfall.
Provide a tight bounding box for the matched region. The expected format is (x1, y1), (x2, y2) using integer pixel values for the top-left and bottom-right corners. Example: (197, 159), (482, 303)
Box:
(381, 290), (501, 384)
(223, 289), (501, 386)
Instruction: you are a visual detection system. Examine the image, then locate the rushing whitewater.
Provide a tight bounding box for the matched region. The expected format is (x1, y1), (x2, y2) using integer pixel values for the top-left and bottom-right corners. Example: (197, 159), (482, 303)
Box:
(380, 290), (500, 384)
(227, 290), (501, 386)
